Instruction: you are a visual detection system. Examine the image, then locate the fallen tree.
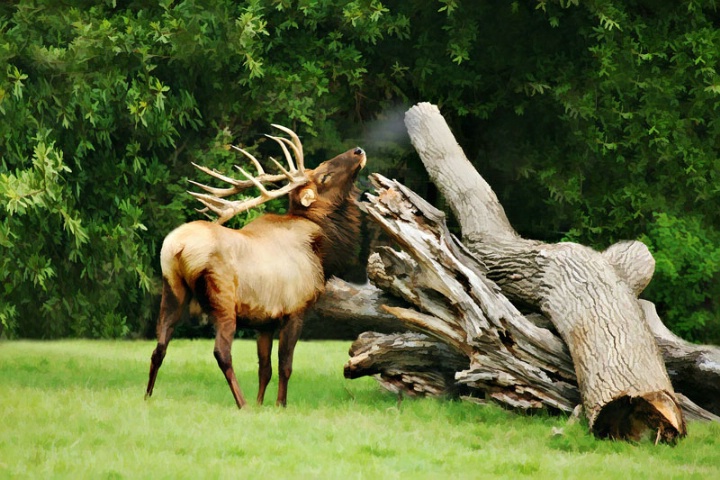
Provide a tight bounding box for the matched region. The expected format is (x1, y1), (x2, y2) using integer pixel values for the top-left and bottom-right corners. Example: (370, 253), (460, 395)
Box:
(321, 103), (720, 442)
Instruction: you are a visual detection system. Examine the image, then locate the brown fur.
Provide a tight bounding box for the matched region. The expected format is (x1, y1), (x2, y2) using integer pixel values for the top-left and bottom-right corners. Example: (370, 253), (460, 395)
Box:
(145, 147), (366, 408)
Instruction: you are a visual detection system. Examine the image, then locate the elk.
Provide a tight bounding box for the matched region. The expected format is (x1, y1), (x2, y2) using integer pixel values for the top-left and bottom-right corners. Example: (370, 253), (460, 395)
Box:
(145, 125), (366, 408)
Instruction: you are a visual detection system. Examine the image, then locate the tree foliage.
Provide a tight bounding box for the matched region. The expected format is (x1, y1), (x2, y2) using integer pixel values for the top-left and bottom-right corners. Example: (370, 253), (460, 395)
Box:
(0, 0), (409, 338)
(1, 0), (718, 342)
(364, 0), (720, 342)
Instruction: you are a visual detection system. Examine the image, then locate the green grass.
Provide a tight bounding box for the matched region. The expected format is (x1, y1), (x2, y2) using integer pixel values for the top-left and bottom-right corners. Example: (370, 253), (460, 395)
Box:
(0, 340), (718, 479)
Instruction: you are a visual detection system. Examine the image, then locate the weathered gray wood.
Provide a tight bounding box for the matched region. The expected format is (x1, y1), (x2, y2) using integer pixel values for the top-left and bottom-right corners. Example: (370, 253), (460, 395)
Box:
(332, 102), (718, 438)
(674, 393), (720, 423)
(402, 103), (517, 242)
(302, 278), (407, 339)
(344, 331), (469, 397)
(639, 300), (720, 416)
(322, 273), (719, 422)
(351, 102), (686, 442)
(345, 174), (579, 412)
(602, 240), (655, 296)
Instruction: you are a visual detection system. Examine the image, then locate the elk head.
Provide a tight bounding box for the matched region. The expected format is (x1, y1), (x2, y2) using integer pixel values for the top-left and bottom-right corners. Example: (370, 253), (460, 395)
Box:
(287, 147), (367, 223)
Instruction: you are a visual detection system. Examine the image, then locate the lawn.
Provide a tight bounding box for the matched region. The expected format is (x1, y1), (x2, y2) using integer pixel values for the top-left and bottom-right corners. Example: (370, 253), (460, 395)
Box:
(0, 339), (718, 479)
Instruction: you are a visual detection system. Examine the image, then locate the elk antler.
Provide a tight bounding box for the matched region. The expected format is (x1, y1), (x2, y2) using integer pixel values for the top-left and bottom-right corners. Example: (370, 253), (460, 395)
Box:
(189, 124), (309, 224)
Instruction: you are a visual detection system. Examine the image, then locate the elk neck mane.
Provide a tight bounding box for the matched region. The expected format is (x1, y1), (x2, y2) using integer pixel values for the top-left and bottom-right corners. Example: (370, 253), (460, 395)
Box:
(292, 184), (362, 281)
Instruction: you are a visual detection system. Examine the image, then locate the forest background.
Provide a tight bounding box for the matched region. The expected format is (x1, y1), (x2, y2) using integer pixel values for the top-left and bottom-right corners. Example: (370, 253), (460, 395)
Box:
(1, 0), (718, 344)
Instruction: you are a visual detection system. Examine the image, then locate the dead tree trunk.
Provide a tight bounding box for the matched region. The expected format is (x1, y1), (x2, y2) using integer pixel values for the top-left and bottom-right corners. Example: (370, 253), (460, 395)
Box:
(324, 279), (719, 422)
(344, 176), (579, 411)
(301, 278), (407, 339)
(407, 102), (686, 440)
(343, 102), (700, 442)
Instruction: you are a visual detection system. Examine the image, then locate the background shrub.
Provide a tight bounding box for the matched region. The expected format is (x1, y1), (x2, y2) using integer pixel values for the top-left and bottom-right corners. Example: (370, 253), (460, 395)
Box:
(1, 0), (718, 343)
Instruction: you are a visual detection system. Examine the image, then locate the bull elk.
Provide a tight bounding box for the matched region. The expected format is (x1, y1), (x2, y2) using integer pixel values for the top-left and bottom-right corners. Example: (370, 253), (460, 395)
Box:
(145, 125), (366, 408)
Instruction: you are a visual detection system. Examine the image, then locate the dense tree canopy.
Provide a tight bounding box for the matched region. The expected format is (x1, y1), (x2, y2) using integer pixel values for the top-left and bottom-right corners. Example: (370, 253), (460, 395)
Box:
(1, 0), (718, 342)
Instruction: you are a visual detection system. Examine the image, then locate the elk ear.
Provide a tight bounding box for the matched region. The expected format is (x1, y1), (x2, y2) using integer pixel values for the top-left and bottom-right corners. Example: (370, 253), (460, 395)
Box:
(299, 188), (317, 207)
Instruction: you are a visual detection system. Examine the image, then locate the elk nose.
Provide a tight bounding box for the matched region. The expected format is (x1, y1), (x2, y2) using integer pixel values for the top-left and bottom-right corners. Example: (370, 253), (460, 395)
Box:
(354, 147), (367, 168)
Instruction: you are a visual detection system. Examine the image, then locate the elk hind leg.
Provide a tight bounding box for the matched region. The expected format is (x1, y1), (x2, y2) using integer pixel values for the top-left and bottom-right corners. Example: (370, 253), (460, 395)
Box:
(213, 314), (247, 409)
(256, 329), (274, 405)
(146, 278), (188, 399)
(277, 313), (304, 407)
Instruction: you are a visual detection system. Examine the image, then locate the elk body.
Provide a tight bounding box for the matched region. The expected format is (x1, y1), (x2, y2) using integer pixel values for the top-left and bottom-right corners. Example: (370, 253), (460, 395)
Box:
(145, 125), (366, 408)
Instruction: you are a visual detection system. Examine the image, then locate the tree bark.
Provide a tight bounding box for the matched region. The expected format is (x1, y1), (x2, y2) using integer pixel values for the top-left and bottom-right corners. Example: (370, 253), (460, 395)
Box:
(344, 331), (469, 397)
(348, 175), (579, 412)
(301, 278), (407, 339)
(318, 277), (719, 422)
(639, 300), (720, 416)
(340, 102), (706, 442)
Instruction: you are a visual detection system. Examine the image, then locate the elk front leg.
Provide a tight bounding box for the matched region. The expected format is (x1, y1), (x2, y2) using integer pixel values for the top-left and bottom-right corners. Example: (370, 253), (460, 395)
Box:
(277, 312), (304, 407)
(213, 315), (247, 409)
(146, 279), (187, 399)
(256, 329), (274, 405)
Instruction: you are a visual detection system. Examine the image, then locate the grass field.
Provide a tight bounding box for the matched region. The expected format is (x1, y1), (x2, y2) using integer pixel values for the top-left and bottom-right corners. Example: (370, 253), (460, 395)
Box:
(0, 339), (718, 479)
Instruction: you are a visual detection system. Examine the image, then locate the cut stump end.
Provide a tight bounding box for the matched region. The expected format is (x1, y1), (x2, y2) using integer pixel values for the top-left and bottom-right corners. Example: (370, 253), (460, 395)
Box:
(591, 391), (687, 444)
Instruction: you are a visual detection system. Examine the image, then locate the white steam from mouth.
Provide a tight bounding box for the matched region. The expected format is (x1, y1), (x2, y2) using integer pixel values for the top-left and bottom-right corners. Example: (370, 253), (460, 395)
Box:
(361, 105), (411, 147)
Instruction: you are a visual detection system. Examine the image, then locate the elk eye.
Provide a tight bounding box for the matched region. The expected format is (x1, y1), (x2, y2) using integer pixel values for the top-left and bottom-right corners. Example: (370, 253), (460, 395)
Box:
(320, 173), (332, 184)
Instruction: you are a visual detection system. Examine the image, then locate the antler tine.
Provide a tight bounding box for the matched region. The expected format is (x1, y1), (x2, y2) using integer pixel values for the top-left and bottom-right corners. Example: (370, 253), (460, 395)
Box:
(188, 179), (244, 198)
(193, 205), (215, 220)
(236, 166), (307, 199)
(187, 191), (239, 223)
(262, 156), (294, 182)
(265, 134), (300, 175)
(188, 125), (310, 225)
(190, 162), (287, 199)
(236, 166), (273, 196)
(192, 162), (240, 184)
(270, 124), (305, 173)
(231, 145), (265, 175)
(190, 167), (307, 225)
(189, 190), (272, 225)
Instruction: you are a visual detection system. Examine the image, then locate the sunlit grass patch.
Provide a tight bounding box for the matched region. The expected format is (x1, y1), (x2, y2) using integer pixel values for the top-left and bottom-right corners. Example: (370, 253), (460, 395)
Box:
(0, 339), (718, 479)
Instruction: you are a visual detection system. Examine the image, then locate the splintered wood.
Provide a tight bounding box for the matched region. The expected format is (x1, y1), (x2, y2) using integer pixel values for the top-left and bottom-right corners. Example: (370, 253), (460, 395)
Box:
(339, 102), (720, 443)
